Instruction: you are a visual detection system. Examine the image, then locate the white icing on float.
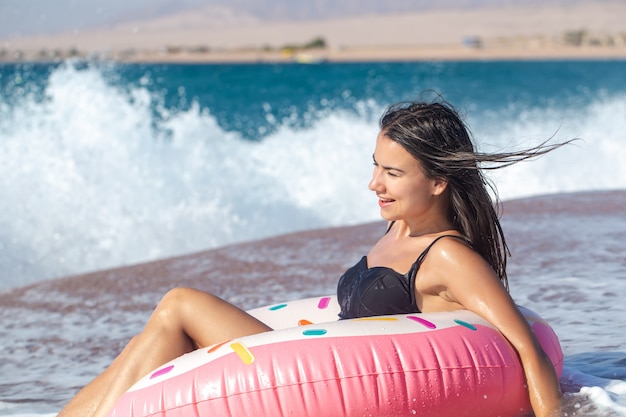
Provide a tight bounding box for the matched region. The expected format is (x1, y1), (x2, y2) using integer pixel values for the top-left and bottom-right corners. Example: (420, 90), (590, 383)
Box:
(108, 295), (563, 417)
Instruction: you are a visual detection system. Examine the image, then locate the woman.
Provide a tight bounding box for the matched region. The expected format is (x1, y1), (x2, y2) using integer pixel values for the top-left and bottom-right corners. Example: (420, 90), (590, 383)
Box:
(58, 99), (565, 417)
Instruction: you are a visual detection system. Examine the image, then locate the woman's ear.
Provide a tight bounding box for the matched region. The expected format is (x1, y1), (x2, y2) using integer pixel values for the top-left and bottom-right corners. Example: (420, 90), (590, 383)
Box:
(431, 177), (448, 196)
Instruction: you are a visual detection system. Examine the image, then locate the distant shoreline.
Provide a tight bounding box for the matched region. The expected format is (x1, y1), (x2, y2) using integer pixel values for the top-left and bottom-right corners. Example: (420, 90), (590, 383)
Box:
(3, 44), (626, 65)
(133, 45), (626, 64)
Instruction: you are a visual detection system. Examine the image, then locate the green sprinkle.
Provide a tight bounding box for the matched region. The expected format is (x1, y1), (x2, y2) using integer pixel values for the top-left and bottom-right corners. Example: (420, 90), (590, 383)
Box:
(302, 329), (327, 336)
(454, 319), (477, 331)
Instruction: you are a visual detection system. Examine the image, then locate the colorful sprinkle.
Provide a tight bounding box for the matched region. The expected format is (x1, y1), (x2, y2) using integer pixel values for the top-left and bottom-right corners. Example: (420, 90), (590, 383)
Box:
(207, 340), (230, 354)
(269, 303), (288, 311)
(317, 297), (331, 309)
(407, 315), (436, 329)
(150, 365), (174, 379)
(454, 319), (477, 330)
(356, 317), (399, 321)
(302, 329), (327, 336)
(298, 319), (313, 326)
(230, 342), (255, 364)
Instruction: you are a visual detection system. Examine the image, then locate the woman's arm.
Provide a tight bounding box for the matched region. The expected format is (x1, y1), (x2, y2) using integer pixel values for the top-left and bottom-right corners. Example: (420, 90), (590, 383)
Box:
(423, 239), (562, 417)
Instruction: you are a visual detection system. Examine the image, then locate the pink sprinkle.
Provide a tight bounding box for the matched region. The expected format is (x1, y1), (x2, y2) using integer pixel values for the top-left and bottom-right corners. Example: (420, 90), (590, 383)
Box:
(407, 315), (436, 329)
(150, 365), (174, 379)
(317, 297), (331, 309)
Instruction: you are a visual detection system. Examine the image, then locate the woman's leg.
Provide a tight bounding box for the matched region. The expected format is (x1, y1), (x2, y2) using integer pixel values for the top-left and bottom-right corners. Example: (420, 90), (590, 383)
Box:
(57, 287), (271, 417)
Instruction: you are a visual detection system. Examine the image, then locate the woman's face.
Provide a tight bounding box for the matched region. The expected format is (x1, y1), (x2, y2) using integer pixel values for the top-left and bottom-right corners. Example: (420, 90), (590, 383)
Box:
(368, 132), (445, 223)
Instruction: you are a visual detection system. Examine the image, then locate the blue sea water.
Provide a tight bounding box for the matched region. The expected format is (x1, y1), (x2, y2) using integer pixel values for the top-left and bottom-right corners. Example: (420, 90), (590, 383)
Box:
(1, 59), (625, 416)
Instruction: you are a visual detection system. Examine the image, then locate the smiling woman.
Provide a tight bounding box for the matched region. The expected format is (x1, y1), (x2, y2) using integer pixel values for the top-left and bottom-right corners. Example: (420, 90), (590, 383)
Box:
(56, 97), (574, 417)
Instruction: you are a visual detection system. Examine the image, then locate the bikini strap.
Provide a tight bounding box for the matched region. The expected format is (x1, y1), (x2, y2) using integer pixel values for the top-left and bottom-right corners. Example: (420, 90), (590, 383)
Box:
(384, 223), (469, 268)
(414, 235), (470, 267)
(405, 234), (469, 309)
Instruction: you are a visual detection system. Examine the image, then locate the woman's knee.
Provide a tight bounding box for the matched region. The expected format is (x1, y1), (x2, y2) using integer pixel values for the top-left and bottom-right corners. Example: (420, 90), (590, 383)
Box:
(153, 288), (198, 325)
(153, 287), (217, 327)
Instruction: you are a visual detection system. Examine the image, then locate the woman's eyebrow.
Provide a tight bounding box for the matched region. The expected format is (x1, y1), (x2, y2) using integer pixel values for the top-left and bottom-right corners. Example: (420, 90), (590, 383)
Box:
(372, 154), (406, 173)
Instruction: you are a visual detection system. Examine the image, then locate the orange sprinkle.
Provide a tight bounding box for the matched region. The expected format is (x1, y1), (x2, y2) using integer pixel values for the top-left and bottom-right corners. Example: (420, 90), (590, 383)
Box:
(207, 340), (230, 354)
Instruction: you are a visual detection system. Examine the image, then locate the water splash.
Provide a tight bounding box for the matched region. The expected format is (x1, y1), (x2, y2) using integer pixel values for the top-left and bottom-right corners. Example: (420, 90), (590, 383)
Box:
(1, 61), (625, 288)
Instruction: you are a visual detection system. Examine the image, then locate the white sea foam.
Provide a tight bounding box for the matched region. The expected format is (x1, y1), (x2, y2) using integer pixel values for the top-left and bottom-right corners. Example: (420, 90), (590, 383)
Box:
(0, 64), (379, 288)
(475, 92), (626, 201)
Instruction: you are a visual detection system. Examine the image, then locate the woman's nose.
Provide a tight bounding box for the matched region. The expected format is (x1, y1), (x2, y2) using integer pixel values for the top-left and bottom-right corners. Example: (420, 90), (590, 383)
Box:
(368, 170), (382, 192)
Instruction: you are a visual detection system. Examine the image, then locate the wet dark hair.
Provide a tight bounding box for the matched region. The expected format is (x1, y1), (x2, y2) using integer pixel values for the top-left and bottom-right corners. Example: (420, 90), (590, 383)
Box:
(380, 99), (573, 289)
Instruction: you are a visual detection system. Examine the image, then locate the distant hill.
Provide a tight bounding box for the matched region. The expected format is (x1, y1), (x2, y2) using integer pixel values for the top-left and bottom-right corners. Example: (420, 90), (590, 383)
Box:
(0, 0), (618, 38)
(114, 0), (612, 22)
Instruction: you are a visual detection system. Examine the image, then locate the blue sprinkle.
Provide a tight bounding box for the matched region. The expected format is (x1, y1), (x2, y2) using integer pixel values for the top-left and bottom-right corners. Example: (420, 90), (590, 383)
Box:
(303, 329), (327, 336)
(269, 303), (288, 311)
(454, 319), (477, 330)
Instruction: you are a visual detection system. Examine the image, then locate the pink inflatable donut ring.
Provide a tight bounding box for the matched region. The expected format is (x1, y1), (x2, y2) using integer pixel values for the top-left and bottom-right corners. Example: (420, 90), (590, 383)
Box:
(108, 295), (563, 417)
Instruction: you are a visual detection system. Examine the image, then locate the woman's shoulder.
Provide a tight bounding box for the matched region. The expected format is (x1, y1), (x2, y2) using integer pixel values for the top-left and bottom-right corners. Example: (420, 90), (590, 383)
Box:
(419, 232), (471, 254)
(420, 234), (492, 277)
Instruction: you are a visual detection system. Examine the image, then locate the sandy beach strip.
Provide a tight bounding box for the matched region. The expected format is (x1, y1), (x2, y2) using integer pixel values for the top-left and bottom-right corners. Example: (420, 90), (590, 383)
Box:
(1, 2), (625, 63)
(113, 44), (626, 64)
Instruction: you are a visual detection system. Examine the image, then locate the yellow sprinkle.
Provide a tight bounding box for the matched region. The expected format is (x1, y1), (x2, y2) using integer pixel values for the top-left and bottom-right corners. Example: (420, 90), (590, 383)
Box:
(230, 342), (255, 364)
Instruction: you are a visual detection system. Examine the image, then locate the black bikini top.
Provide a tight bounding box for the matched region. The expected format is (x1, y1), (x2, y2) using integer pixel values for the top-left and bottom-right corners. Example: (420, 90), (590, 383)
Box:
(336, 230), (468, 320)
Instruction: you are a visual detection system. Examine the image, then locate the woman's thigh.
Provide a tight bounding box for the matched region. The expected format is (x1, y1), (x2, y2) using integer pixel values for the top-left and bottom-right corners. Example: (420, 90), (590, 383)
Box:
(153, 287), (272, 348)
